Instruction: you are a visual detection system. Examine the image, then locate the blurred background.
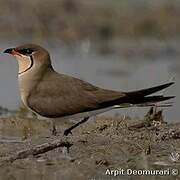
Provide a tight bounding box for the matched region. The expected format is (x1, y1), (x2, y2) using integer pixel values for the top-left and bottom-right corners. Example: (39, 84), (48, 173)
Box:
(0, 0), (179, 121)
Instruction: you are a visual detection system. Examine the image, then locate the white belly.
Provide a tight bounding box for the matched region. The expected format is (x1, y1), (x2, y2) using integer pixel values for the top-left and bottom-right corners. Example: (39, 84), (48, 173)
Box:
(54, 106), (115, 121)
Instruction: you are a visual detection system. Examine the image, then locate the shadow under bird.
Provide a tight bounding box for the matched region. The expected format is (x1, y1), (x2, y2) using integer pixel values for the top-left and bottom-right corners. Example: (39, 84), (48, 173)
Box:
(3, 44), (175, 135)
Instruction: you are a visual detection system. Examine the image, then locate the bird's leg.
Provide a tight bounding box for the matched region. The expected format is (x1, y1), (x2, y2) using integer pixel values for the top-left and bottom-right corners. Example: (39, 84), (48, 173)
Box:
(64, 117), (89, 136)
(51, 119), (57, 136)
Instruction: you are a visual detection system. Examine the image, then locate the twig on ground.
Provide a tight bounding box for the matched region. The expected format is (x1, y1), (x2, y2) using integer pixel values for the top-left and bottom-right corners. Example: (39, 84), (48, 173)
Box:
(0, 136), (73, 166)
(128, 107), (166, 130)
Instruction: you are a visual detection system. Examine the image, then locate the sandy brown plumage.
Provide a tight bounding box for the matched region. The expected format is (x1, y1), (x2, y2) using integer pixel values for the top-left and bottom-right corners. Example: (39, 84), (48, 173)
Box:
(27, 67), (174, 118)
(3, 44), (175, 135)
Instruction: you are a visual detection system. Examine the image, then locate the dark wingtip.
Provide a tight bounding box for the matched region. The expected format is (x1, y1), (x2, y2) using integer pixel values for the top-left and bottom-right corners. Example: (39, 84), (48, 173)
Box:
(161, 81), (175, 89)
(167, 81), (175, 86)
(165, 96), (176, 100)
(127, 81), (175, 97)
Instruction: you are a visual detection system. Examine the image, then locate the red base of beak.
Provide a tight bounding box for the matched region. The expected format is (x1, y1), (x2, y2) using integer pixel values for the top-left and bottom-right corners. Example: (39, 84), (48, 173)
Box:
(3, 48), (20, 56)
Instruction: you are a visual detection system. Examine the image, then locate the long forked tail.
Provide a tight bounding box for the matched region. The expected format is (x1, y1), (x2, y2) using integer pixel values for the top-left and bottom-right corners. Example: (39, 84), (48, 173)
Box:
(127, 95), (175, 105)
(126, 82), (174, 97)
(121, 81), (175, 107)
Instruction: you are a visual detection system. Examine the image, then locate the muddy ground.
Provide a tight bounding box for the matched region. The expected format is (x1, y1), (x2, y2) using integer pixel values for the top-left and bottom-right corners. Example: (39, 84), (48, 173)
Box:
(0, 109), (180, 180)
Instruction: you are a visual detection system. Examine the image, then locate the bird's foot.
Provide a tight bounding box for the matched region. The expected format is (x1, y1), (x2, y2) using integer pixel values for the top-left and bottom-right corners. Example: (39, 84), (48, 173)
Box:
(64, 129), (73, 136)
(51, 127), (58, 136)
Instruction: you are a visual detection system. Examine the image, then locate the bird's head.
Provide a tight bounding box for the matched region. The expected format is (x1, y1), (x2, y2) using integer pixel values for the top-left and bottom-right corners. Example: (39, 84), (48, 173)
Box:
(4, 44), (52, 75)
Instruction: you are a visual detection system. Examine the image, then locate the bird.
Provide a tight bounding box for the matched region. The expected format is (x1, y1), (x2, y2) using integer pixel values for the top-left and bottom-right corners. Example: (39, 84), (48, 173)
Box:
(3, 44), (175, 136)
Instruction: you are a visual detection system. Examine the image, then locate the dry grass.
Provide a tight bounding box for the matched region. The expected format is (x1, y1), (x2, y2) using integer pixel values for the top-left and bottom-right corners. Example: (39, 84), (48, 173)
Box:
(0, 107), (180, 179)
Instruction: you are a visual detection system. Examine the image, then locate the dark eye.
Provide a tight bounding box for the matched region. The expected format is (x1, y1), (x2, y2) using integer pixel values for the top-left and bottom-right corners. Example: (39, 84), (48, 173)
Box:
(19, 48), (33, 55)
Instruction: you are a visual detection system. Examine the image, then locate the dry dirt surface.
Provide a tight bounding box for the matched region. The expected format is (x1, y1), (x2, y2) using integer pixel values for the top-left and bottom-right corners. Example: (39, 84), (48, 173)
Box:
(0, 109), (180, 180)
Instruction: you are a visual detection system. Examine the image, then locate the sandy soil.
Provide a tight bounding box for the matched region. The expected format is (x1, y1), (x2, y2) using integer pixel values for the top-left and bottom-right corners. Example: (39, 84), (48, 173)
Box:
(0, 109), (180, 180)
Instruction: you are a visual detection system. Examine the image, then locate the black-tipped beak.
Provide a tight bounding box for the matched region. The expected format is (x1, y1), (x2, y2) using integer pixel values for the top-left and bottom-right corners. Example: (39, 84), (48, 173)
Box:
(3, 48), (14, 54)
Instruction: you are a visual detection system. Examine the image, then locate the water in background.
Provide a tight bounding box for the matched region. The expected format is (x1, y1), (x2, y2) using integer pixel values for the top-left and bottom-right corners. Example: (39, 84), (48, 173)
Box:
(0, 39), (179, 121)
